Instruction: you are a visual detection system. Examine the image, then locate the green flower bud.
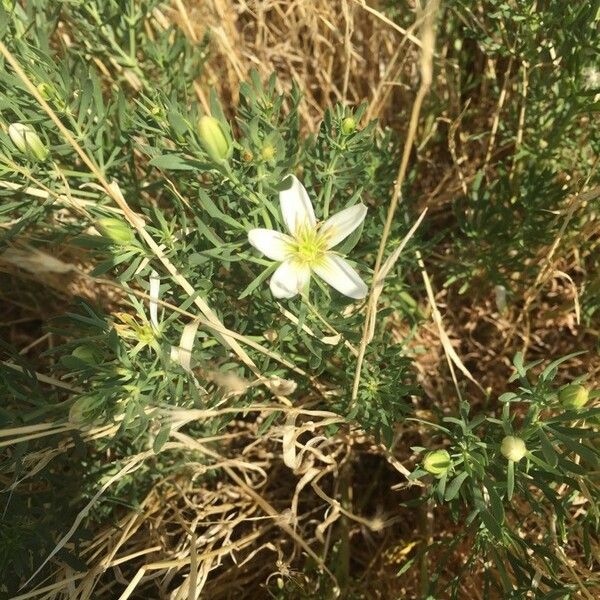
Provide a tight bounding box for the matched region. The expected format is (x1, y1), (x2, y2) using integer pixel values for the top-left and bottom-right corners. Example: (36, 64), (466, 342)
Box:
(423, 449), (451, 477)
(559, 384), (589, 410)
(260, 144), (276, 161)
(197, 115), (231, 162)
(501, 436), (527, 462)
(36, 83), (53, 101)
(8, 123), (49, 161)
(341, 116), (356, 135)
(97, 217), (134, 245)
(72, 345), (102, 365)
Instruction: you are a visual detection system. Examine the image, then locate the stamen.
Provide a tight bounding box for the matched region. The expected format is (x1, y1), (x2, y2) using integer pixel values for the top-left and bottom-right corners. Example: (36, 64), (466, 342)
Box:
(288, 224), (327, 267)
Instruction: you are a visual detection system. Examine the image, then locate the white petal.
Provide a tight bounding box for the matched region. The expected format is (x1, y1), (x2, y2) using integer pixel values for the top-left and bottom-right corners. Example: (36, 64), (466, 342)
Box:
(279, 175), (316, 236)
(149, 270), (160, 329)
(313, 254), (368, 299)
(248, 229), (293, 261)
(270, 260), (311, 298)
(319, 203), (367, 249)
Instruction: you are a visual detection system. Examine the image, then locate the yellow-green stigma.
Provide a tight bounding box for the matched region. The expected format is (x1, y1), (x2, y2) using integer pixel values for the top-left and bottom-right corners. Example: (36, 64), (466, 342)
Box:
(288, 225), (327, 267)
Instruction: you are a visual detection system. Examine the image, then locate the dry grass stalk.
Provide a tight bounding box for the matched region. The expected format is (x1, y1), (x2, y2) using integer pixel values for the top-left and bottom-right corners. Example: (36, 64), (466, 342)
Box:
(170, 0), (421, 131)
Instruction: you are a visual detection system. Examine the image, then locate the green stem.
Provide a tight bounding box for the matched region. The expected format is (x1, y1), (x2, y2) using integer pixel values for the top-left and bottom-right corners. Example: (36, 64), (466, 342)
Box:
(303, 297), (339, 337)
(227, 168), (275, 229)
(321, 154), (340, 220)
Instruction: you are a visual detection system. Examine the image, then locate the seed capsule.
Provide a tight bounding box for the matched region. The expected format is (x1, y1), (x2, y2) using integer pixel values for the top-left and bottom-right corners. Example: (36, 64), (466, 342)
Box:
(8, 122), (49, 161)
(69, 396), (97, 424)
(423, 449), (451, 477)
(559, 384), (589, 410)
(197, 115), (231, 162)
(36, 83), (53, 100)
(501, 436), (527, 462)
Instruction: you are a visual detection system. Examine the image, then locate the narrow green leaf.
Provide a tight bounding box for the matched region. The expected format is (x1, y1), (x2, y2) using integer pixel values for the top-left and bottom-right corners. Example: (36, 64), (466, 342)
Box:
(487, 485), (505, 525)
(480, 510), (503, 540)
(396, 557), (416, 576)
(538, 428), (559, 467)
(153, 421), (171, 453)
(150, 154), (195, 170)
(552, 429), (599, 466)
(238, 264), (277, 299)
(444, 471), (469, 501)
(540, 351), (586, 381)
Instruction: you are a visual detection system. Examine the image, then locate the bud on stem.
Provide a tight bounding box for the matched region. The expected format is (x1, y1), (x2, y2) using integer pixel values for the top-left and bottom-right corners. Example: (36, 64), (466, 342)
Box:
(501, 436), (527, 462)
(559, 384), (588, 410)
(8, 123), (49, 161)
(423, 449), (451, 477)
(341, 117), (356, 135)
(97, 217), (134, 245)
(197, 115), (231, 163)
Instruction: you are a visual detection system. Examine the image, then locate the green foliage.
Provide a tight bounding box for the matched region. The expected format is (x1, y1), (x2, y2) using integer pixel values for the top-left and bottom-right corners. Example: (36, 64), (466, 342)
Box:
(0, 0), (598, 598)
(0, 2), (416, 591)
(438, 1), (600, 297)
(410, 353), (599, 598)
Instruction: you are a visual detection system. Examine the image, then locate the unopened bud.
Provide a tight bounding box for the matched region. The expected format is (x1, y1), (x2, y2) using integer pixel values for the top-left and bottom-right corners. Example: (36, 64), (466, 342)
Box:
(197, 115), (231, 162)
(501, 436), (527, 462)
(97, 217), (134, 245)
(559, 384), (589, 410)
(8, 123), (49, 161)
(36, 83), (53, 101)
(72, 345), (102, 365)
(341, 117), (356, 135)
(423, 449), (451, 477)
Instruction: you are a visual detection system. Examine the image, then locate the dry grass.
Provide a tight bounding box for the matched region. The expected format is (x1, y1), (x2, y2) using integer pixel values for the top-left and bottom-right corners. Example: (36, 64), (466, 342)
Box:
(171, 0), (421, 131)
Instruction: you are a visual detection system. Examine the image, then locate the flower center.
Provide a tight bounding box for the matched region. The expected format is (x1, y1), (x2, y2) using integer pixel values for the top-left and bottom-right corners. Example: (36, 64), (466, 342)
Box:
(288, 225), (327, 267)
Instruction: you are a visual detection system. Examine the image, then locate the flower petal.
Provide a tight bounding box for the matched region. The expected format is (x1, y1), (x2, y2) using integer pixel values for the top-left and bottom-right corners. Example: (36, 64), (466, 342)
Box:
(319, 203), (367, 249)
(248, 229), (293, 261)
(279, 175), (316, 236)
(270, 260), (311, 298)
(149, 270), (160, 329)
(313, 254), (368, 299)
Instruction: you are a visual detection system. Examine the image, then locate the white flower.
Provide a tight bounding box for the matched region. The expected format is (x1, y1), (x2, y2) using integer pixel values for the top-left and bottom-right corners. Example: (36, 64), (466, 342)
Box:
(248, 175), (368, 299)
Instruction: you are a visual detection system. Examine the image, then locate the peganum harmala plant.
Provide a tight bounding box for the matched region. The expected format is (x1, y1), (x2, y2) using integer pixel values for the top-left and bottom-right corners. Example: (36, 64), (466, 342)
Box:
(0, 1), (598, 598)
(410, 352), (599, 598)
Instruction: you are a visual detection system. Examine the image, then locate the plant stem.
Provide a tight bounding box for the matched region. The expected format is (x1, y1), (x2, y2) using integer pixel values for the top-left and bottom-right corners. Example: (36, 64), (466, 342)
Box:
(322, 154), (340, 219)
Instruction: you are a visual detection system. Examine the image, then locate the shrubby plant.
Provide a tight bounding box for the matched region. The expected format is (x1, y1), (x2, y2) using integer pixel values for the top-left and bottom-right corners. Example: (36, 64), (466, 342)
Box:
(410, 353), (599, 597)
(0, 1), (598, 598)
